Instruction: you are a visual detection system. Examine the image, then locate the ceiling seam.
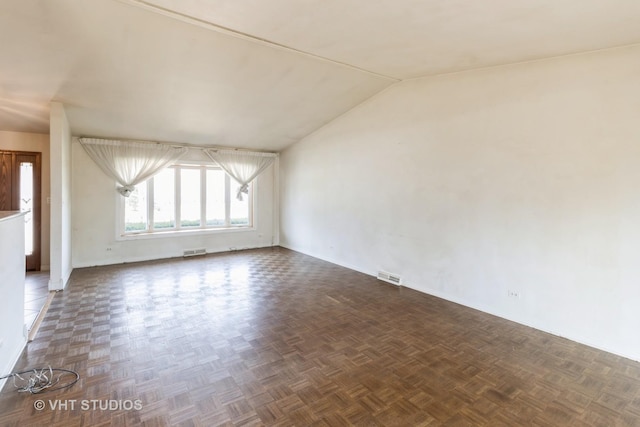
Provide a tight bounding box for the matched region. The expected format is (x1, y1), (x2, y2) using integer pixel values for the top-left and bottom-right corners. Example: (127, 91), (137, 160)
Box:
(114, 0), (400, 83)
(402, 40), (640, 83)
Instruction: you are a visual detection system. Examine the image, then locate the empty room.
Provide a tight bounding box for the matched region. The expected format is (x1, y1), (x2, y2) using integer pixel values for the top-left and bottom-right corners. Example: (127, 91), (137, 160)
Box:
(1, 0), (640, 425)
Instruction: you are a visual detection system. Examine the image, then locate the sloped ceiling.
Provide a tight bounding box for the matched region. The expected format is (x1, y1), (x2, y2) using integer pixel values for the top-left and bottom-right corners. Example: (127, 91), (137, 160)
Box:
(139, 0), (640, 79)
(1, 0), (640, 151)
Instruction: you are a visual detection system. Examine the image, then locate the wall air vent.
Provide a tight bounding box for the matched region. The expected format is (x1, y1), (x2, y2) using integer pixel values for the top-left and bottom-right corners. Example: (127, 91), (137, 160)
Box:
(377, 271), (402, 286)
(183, 248), (207, 257)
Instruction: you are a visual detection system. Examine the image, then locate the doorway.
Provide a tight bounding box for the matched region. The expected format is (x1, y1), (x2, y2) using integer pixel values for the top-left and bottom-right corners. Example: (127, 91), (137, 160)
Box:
(0, 150), (41, 271)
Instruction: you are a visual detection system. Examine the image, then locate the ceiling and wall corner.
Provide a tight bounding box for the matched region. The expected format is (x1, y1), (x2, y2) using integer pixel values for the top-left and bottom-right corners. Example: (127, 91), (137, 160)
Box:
(278, 44), (640, 361)
(1, 0), (640, 150)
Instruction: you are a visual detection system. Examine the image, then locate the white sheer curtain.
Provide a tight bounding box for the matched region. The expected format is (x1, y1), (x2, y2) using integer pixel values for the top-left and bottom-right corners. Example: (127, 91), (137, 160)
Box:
(205, 149), (277, 200)
(79, 138), (187, 197)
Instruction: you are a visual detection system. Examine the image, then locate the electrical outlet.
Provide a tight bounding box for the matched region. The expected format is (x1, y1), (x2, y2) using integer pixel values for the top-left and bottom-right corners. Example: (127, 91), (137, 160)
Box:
(507, 290), (520, 298)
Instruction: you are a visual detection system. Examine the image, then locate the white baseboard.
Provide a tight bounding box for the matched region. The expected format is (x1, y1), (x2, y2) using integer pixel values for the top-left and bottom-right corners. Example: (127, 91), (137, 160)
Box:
(277, 244), (640, 363)
(0, 337), (27, 392)
(278, 243), (371, 277)
(48, 266), (72, 291)
(71, 244), (275, 269)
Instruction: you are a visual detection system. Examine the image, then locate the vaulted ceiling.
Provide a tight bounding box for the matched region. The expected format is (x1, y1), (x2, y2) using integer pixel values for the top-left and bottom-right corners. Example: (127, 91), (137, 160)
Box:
(1, 0), (639, 151)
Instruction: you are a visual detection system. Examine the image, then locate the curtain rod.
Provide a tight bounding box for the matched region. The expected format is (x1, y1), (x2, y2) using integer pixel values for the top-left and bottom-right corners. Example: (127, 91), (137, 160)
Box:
(76, 136), (279, 155)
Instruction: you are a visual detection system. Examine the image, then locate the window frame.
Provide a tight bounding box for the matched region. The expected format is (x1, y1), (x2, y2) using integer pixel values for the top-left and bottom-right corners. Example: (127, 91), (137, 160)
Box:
(116, 163), (255, 240)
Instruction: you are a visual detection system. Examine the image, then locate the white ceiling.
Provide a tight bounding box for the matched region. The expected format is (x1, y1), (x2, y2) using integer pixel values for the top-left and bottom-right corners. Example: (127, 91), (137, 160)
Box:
(1, 0), (639, 151)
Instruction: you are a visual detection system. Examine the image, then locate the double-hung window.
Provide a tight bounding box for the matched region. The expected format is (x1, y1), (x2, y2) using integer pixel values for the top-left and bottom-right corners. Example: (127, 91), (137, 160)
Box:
(122, 164), (252, 235)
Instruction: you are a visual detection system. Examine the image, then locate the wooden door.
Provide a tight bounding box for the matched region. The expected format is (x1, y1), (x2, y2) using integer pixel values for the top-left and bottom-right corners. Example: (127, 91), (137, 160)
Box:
(0, 150), (41, 271)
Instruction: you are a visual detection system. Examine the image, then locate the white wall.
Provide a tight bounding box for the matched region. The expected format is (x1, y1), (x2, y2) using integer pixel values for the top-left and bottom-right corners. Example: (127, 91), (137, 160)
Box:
(0, 212), (26, 389)
(49, 102), (73, 290)
(71, 141), (277, 267)
(0, 131), (51, 270)
(280, 45), (640, 361)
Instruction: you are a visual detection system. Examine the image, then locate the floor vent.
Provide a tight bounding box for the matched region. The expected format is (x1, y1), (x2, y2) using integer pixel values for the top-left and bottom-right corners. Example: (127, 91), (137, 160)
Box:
(377, 271), (402, 286)
(183, 248), (207, 257)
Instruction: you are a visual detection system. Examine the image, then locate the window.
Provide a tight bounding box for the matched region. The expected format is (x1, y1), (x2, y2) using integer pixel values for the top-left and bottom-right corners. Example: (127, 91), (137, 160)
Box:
(123, 165), (252, 235)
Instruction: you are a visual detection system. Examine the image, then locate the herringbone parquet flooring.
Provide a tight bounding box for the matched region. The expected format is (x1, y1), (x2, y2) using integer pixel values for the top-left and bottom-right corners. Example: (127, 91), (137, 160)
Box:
(1, 247), (640, 426)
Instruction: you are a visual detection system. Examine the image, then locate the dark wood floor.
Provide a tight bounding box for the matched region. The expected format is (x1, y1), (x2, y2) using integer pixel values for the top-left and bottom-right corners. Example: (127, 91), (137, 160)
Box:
(1, 247), (639, 426)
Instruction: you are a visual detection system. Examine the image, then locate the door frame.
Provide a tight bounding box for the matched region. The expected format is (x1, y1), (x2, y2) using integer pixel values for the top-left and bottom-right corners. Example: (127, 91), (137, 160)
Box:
(0, 150), (41, 271)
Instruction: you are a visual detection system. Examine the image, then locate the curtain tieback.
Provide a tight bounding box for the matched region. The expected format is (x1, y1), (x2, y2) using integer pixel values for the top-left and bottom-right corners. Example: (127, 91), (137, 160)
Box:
(237, 183), (250, 200)
(118, 185), (136, 197)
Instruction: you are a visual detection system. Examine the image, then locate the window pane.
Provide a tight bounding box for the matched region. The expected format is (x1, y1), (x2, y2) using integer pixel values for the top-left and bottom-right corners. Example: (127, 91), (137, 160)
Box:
(230, 178), (250, 226)
(153, 168), (175, 229)
(20, 162), (33, 255)
(180, 168), (201, 227)
(125, 184), (148, 232)
(206, 169), (225, 226)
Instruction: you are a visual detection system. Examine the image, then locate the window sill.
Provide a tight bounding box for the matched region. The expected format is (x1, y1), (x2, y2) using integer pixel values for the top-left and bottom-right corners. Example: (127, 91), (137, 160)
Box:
(116, 225), (256, 241)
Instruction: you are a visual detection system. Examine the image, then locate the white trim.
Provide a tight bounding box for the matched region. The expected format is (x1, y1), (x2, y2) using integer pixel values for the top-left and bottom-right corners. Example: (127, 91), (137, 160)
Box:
(279, 244), (640, 363)
(118, 164), (254, 238)
(272, 157), (280, 246)
(278, 243), (371, 277)
(175, 166), (182, 229)
(147, 176), (154, 231)
(248, 176), (257, 230)
(173, 167), (179, 228)
(199, 166), (207, 228)
(224, 174), (231, 227)
(0, 337), (27, 392)
(48, 267), (71, 291)
(72, 244), (274, 268)
(116, 224), (255, 241)
(400, 283), (640, 363)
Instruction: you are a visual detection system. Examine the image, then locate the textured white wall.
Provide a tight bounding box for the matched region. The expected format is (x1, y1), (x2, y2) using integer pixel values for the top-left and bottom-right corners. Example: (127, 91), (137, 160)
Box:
(0, 212), (26, 387)
(71, 141), (277, 267)
(50, 103), (73, 290)
(0, 131), (51, 270)
(280, 45), (640, 361)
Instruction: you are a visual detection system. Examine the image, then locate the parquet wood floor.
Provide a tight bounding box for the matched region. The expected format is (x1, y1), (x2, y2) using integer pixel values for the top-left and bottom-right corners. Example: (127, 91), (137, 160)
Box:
(24, 271), (50, 331)
(1, 247), (639, 426)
